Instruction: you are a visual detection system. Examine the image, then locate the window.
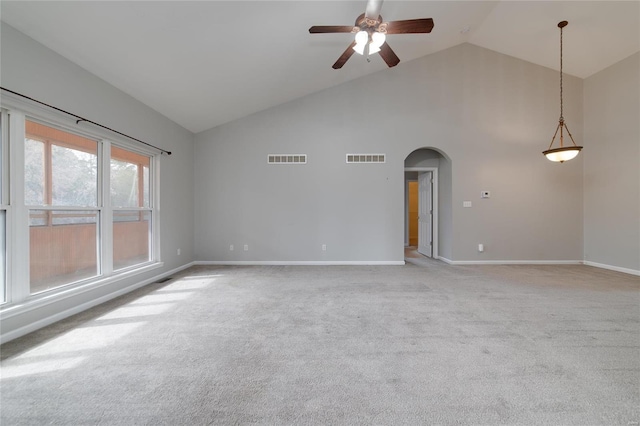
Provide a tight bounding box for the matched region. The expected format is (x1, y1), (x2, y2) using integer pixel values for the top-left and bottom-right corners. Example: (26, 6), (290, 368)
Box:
(9, 117), (158, 298)
(0, 102), (160, 310)
(25, 120), (99, 294)
(111, 146), (152, 271)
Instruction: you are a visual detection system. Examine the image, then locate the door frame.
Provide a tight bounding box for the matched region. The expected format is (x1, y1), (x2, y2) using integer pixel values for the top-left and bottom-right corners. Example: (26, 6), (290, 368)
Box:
(404, 167), (438, 259)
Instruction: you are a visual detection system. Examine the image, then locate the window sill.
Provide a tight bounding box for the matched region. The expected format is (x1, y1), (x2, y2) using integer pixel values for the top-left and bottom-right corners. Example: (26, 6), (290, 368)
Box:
(0, 261), (164, 319)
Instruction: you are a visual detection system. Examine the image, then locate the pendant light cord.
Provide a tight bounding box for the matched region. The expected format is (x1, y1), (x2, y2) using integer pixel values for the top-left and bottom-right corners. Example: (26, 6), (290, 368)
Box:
(559, 23), (564, 122)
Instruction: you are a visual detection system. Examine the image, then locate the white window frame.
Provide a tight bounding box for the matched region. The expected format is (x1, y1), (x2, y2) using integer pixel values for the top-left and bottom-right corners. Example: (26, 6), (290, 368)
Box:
(0, 93), (163, 313)
(0, 109), (10, 304)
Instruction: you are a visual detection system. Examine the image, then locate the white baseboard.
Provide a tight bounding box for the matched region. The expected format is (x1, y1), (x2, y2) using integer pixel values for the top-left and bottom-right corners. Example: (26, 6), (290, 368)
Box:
(195, 260), (405, 266)
(0, 262), (195, 344)
(583, 261), (640, 276)
(438, 257), (582, 266)
(437, 257), (639, 276)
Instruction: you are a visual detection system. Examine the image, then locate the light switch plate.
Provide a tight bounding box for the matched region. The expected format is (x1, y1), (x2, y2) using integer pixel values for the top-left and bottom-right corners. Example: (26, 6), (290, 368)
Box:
(463, 201), (472, 208)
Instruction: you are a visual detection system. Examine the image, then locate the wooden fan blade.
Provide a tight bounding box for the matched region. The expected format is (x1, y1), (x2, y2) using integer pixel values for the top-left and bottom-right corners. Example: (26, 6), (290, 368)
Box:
(379, 42), (400, 67)
(309, 26), (356, 34)
(384, 18), (434, 34)
(333, 41), (357, 69)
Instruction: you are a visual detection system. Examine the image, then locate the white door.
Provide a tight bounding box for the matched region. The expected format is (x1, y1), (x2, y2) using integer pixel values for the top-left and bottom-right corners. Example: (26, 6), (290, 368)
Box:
(418, 171), (433, 257)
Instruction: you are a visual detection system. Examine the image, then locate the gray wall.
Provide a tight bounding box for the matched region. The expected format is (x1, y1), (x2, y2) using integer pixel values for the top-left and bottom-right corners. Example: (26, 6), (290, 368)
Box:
(0, 24), (195, 335)
(584, 53), (640, 272)
(194, 43), (584, 263)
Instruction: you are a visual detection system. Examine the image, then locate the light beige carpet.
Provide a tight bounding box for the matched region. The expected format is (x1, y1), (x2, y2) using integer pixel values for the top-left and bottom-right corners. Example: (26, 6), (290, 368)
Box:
(1, 262), (639, 425)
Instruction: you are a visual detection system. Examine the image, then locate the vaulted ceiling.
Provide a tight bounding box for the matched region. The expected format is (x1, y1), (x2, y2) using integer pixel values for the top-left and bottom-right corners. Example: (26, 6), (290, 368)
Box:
(1, 1), (638, 133)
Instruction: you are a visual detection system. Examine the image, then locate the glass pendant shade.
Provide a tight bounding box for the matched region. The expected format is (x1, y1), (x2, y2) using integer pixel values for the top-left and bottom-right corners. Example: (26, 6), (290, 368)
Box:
(543, 146), (582, 162)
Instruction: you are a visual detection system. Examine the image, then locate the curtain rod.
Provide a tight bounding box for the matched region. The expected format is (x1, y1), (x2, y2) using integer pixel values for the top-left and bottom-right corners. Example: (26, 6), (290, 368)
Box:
(1, 87), (171, 155)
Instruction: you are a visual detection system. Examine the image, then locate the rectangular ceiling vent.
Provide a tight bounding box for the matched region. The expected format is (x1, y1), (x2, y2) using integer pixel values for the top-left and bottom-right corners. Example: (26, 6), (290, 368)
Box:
(268, 154), (307, 164)
(346, 154), (386, 164)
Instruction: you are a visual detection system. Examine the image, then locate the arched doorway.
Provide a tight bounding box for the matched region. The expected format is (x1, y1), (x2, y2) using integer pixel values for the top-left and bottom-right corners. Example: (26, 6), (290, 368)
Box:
(404, 148), (452, 260)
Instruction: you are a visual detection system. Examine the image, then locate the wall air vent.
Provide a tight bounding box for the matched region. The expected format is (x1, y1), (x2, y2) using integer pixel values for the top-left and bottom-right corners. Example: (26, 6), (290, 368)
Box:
(346, 154), (386, 164)
(268, 154), (307, 164)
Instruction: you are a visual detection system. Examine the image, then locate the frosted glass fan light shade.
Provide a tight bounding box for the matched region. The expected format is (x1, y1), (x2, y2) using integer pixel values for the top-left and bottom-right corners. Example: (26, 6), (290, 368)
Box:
(543, 146), (582, 163)
(371, 31), (386, 48)
(369, 44), (381, 54)
(355, 31), (368, 44)
(353, 31), (368, 55)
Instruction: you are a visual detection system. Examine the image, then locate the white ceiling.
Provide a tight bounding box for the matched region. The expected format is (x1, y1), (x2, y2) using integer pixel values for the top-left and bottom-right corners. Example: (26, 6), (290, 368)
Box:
(1, 1), (638, 134)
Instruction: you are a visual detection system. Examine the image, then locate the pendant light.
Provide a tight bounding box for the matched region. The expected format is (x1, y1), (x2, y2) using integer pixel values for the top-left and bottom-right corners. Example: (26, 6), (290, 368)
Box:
(543, 21), (583, 163)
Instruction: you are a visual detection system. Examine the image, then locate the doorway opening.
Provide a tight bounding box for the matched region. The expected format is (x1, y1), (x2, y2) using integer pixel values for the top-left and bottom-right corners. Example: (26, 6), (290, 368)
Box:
(407, 180), (419, 247)
(405, 168), (436, 258)
(404, 148), (450, 261)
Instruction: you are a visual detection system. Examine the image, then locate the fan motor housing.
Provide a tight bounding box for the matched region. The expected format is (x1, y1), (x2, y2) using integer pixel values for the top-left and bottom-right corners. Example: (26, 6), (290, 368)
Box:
(355, 13), (386, 34)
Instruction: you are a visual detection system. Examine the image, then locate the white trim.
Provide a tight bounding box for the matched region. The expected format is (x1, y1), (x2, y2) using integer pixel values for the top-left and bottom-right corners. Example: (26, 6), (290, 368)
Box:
(1, 262), (164, 319)
(152, 154), (161, 263)
(1, 109), (9, 206)
(9, 111), (30, 302)
(1, 109), (10, 305)
(195, 260), (405, 266)
(0, 261), (194, 344)
(438, 257), (582, 265)
(583, 261), (640, 276)
(101, 140), (113, 276)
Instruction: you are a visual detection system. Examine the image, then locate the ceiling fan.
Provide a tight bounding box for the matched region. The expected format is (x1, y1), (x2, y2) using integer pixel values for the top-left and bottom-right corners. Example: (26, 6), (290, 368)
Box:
(309, 0), (434, 69)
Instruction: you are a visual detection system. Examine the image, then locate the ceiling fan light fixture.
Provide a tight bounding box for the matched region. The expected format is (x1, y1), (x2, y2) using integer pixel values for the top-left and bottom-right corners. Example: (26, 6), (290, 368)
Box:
(309, 5), (434, 69)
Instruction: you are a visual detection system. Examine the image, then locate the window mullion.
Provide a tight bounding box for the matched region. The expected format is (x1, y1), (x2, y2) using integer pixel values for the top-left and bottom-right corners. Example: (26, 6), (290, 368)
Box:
(152, 155), (160, 262)
(1, 110), (10, 304)
(44, 140), (53, 226)
(101, 140), (113, 276)
(9, 112), (30, 302)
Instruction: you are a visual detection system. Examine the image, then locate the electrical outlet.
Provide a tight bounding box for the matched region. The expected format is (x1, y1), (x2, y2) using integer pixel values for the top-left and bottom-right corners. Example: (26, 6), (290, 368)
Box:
(230, 244), (234, 251)
(244, 244), (248, 251)
(177, 248), (181, 256)
(322, 244), (327, 251)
